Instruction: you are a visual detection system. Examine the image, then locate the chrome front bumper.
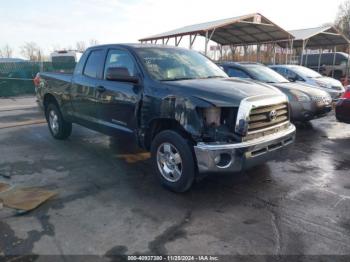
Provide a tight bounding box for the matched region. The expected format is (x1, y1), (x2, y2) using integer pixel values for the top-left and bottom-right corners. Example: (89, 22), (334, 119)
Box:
(194, 124), (296, 173)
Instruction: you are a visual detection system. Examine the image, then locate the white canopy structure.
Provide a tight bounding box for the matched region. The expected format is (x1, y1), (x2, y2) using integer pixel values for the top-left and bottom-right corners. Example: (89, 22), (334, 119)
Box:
(139, 13), (294, 56)
(278, 26), (350, 71)
(283, 26), (350, 49)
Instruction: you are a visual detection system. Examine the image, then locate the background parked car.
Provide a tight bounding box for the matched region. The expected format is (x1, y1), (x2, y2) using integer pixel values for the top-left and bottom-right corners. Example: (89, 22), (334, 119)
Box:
(50, 50), (82, 73)
(299, 52), (349, 82)
(336, 86), (350, 124)
(219, 62), (333, 122)
(270, 65), (345, 101)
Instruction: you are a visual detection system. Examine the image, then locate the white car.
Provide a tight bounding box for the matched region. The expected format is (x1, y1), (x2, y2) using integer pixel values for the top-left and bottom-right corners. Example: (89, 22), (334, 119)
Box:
(270, 65), (345, 100)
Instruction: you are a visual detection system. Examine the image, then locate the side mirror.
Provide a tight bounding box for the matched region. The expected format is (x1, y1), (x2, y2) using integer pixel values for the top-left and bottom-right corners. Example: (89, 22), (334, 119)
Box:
(106, 67), (139, 84)
(288, 76), (297, 82)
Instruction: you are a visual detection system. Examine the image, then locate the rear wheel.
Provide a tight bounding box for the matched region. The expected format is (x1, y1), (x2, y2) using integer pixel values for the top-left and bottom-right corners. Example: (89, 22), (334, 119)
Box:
(151, 130), (196, 193)
(45, 103), (72, 140)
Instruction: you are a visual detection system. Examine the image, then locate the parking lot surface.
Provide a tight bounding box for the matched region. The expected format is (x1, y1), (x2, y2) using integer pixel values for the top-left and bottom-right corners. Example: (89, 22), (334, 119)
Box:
(0, 96), (350, 257)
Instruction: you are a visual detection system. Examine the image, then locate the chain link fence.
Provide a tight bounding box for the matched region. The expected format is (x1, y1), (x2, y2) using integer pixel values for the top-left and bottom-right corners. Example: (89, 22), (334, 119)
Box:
(0, 61), (76, 97)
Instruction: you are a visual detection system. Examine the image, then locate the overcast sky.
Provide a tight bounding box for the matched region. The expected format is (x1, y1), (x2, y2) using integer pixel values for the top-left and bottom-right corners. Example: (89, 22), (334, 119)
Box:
(0, 0), (346, 57)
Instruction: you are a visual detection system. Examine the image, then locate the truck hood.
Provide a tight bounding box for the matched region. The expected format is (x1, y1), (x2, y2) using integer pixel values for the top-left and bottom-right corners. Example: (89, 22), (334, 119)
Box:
(163, 78), (283, 107)
(272, 82), (330, 97)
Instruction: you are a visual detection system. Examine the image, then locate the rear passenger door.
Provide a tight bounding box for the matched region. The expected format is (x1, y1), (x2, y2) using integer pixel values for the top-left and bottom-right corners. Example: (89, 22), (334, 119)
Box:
(71, 49), (106, 122)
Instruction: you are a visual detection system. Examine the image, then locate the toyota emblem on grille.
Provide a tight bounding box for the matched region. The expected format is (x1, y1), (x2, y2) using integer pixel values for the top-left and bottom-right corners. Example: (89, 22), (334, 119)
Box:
(268, 110), (278, 121)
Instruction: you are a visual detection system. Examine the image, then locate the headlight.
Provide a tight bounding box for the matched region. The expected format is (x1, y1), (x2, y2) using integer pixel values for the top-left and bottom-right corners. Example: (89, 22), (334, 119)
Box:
(203, 107), (221, 127)
(315, 81), (331, 89)
(290, 91), (311, 102)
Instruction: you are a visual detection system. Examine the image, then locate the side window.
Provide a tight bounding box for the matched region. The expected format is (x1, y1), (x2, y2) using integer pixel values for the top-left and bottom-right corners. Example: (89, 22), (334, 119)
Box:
(226, 67), (251, 79)
(104, 49), (137, 79)
(286, 69), (303, 81)
(273, 67), (285, 76)
(83, 50), (105, 79)
(286, 69), (295, 78)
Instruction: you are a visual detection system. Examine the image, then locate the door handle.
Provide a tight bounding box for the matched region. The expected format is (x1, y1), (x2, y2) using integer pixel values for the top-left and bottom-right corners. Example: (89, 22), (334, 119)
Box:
(96, 86), (106, 93)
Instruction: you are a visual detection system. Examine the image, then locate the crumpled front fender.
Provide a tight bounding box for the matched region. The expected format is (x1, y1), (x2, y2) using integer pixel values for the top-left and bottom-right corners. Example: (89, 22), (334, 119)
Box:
(157, 95), (213, 138)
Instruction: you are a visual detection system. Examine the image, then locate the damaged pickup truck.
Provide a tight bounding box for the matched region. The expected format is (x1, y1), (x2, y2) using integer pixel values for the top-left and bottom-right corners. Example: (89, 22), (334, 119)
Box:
(35, 44), (296, 192)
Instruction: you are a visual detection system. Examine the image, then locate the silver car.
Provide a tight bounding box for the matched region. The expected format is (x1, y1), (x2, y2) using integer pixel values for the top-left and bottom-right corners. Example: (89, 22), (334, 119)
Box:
(220, 62), (333, 122)
(270, 65), (345, 100)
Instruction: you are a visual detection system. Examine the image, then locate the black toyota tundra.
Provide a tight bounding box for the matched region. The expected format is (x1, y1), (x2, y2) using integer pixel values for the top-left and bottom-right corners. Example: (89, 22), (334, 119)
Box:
(35, 44), (296, 192)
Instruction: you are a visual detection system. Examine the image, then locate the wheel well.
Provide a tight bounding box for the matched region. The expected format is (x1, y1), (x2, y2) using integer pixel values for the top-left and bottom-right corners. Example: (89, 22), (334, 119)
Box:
(43, 94), (58, 110)
(144, 119), (193, 150)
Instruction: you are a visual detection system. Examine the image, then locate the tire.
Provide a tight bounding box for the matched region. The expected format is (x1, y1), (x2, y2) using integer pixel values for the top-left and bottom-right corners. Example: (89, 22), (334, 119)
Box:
(45, 103), (72, 140)
(151, 130), (196, 193)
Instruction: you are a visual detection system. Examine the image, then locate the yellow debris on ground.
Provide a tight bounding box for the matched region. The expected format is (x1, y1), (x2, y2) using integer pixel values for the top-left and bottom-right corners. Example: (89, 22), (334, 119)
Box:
(0, 187), (57, 211)
(0, 182), (10, 193)
(115, 152), (151, 164)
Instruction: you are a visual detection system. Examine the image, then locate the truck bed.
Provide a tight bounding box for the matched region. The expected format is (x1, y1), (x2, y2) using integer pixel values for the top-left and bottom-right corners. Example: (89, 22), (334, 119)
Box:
(40, 72), (73, 83)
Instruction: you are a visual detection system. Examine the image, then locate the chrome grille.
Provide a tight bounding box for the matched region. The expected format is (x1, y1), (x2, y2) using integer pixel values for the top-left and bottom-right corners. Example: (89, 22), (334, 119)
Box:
(311, 96), (332, 105)
(248, 103), (289, 133)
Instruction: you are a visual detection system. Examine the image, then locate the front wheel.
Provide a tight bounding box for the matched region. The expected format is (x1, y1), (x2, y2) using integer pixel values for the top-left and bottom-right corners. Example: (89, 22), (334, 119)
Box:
(45, 103), (72, 140)
(151, 130), (196, 193)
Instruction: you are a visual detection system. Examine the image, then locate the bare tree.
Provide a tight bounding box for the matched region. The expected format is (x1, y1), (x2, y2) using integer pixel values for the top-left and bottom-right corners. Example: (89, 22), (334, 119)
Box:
(89, 39), (99, 47)
(0, 44), (13, 58)
(335, 0), (350, 39)
(20, 42), (43, 61)
(76, 41), (87, 52)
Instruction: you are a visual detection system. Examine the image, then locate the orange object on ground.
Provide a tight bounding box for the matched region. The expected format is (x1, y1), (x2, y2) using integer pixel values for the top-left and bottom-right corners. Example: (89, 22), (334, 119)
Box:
(0, 187), (57, 211)
(0, 182), (10, 193)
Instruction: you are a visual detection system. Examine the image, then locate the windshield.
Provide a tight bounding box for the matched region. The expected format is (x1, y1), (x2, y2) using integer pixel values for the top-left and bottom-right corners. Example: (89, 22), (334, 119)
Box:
(245, 65), (289, 83)
(135, 47), (227, 81)
(290, 66), (322, 78)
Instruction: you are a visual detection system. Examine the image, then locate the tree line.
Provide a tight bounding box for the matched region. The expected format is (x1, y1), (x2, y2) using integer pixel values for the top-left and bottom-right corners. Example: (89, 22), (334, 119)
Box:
(336, 0), (350, 40)
(0, 39), (99, 61)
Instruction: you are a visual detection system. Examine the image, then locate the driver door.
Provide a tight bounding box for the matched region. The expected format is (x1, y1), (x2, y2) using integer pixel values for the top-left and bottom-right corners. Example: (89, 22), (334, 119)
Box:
(94, 48), (141, 133)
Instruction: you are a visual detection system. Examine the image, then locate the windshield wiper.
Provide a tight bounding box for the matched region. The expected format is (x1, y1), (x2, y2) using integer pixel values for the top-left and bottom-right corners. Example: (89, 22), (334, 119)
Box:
(200, 76), (225, 79)
(161, 77), (195, 81)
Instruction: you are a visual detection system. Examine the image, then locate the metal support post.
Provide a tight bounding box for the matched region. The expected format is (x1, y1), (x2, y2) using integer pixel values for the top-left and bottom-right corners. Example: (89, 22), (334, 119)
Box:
(220, 45), (224, 61)
(300, 40), (305, 65)
(318, 49), (323, 73)
(289, 39), (294, 64)
(332, 46), (337, 78)
(230, 45), (235, 61)
(244, 46), (248, 61)
(189, 34), (197, 49)
(285, 41), (289, 64)
(205, 31), (209, 55)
